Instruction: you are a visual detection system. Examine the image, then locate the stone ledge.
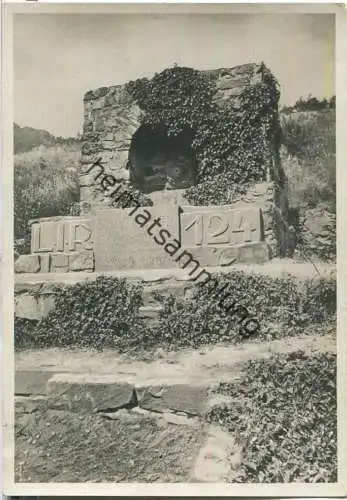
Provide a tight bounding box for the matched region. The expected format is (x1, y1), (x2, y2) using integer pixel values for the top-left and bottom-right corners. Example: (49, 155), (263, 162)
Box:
(14, 261), (336, 319)
(16, 371), (214, 418)
(137, 385), (210, 417)
(15, 370), (56, 395)
(46, 373), (137, 412)
(14, 260), (336, 285)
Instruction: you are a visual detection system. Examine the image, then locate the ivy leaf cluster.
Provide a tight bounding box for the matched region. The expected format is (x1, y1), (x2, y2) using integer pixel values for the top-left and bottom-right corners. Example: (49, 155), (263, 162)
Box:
(207, 351), (337, 482)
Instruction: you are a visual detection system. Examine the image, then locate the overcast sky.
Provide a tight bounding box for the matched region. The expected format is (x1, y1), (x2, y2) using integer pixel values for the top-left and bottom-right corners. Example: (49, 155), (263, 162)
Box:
(14, 13), (335, 137)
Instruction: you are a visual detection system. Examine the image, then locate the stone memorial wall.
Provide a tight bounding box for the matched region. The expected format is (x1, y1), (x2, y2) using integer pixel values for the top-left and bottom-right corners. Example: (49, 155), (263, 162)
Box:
(15, 62), (293, 275)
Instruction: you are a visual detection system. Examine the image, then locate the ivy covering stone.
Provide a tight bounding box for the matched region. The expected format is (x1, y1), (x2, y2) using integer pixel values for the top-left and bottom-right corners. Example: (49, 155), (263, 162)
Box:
(15, 272), (336, 352)
(125, 65), (281, 205)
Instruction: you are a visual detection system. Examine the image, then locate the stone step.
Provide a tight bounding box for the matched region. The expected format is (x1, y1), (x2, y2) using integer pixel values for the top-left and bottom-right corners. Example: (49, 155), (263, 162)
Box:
(15, 370), (242, 417)
(14, 260), (335, 321)
(15, 370), (230, 417)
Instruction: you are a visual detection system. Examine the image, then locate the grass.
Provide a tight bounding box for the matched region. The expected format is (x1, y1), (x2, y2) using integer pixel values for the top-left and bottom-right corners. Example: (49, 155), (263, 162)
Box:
(14, 144), (80, 252)
(15, 406), (203, 482)
(280, 109), (335, 212)
(206, 350), (337, 482)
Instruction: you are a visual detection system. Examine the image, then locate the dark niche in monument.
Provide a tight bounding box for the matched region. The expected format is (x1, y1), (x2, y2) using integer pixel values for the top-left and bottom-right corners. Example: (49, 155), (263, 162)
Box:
(128, 125), (197, 194)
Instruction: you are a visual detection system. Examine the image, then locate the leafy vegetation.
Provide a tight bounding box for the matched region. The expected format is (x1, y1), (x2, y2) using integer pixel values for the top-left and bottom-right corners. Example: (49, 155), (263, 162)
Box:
(280, 99), (335, 212)
(15, 276), (145, 350)
(15, 272), (336, 351)
(152, 272), (336, 349)
(14, 145), (80, 253)
(207, 351), (337, 482)
(126, 65), (281, 206)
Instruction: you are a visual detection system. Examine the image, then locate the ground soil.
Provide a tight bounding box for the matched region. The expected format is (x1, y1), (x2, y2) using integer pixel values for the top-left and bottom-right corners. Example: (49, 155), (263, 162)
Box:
(15, 407), (205, 482)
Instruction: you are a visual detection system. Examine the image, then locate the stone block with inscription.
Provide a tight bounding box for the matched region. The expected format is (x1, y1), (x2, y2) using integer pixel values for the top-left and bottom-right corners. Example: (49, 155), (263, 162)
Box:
(14, 217), (95, 273)
(180, 206), (263, 248)
(31, 217), (94, 254)
(93, 204), (269, 272)
(94, 205), (180, 272)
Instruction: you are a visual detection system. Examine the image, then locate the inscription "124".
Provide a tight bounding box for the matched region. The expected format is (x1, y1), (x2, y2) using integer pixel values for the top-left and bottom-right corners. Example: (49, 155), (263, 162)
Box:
(182, 209), (261, 246)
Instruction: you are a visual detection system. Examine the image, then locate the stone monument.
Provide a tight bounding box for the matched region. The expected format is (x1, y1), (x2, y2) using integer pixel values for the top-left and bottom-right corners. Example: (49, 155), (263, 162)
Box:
(15, 63), (291, 276)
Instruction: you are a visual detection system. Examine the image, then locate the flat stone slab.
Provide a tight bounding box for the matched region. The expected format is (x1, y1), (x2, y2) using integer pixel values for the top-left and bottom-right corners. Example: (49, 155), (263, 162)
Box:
(138, 385), (210, 416)
(14, 259), (336, 286)
(46, 373), (136, 412)
(15, 371), (55, 395)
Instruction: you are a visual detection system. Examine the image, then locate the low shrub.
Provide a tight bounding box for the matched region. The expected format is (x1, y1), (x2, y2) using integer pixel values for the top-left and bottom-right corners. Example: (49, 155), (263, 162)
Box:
(296, 212), (336, 262)
(300, 276), (336, 322)
(184, 175), (249, 206)
(206, 351), (337, 482)
(14, 276), (145, 350)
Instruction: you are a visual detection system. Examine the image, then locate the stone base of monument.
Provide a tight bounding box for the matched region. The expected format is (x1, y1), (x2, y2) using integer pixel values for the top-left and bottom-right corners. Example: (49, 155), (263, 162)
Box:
(15, 181), (292, 275)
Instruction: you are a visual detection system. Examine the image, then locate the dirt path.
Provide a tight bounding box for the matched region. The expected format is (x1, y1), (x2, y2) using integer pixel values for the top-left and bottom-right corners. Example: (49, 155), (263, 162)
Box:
(16, 332), (335, 387)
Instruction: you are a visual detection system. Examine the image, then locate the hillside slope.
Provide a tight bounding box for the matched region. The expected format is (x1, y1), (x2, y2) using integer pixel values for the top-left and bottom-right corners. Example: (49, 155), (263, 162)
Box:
(14, 123), (79, 154)
(280, 109), (335, 260)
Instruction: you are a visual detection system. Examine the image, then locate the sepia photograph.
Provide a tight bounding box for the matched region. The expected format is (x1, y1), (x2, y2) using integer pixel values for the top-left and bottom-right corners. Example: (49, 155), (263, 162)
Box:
(2, 2), (346, 496)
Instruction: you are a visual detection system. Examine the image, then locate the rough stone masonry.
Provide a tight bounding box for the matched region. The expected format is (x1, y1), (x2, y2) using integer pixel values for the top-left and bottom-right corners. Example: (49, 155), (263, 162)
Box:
(15, 63), (292, 276)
